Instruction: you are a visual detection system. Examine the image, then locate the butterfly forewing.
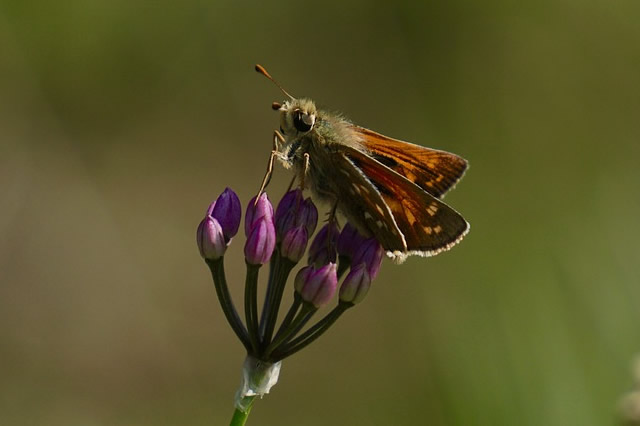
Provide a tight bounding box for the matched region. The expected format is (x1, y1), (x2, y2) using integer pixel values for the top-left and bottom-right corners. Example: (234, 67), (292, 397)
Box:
(343, 146), (469, 256)
(351, 125), (468, 198)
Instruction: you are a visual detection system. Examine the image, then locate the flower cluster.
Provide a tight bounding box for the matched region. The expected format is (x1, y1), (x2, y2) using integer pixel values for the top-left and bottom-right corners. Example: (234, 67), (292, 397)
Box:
(197, 187), (383, 416)
(197, 188), (383, 360)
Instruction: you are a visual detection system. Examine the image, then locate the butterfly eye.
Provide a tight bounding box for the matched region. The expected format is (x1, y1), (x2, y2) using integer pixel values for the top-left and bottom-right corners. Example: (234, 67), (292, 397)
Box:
(293, 110), (314, 132)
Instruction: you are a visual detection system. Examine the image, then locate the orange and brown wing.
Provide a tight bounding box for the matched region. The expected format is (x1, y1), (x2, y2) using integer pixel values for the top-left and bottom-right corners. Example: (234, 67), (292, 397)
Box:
(328, 149), (408, 252)
(343, 145), (469, 258)
(350, 125), (468, 198)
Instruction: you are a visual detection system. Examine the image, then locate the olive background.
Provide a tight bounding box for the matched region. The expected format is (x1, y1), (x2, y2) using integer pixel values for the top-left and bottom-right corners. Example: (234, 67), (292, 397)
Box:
(1, 1), (639, 425)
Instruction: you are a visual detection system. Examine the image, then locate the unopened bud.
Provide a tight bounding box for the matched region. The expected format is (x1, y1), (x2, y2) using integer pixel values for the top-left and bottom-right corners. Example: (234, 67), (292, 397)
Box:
(294, 263), (338, 308)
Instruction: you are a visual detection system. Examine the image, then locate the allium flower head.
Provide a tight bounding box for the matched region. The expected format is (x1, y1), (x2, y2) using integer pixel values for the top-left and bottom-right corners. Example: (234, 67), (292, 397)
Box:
(197, 187), (384, 384)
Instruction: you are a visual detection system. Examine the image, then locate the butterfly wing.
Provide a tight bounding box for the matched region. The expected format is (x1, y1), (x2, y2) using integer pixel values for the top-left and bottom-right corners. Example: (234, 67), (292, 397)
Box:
(341, 145), (469, 260)
(327, 149), (409, 252)
(350, 125), (468, 198)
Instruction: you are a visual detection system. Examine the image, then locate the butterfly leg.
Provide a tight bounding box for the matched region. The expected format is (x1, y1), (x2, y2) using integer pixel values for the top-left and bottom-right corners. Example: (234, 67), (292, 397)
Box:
(255, 131), (286, 203)
(298, 152), (311, 190)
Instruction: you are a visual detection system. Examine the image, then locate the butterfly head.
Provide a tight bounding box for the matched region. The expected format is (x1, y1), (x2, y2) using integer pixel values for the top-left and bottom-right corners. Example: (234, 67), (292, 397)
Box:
(274, 99), (317, 136)
(255, 65), (318, 136)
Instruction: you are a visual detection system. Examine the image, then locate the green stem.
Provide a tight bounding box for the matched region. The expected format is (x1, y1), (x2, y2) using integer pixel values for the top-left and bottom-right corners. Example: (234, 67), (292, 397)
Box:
(273, 302), (351, 360)
(229, 397), (255, 426)
(258, 251), (281, 344)
(258, 250), (279, 338)
(260, 256), (296, 348)
(282, 308), (314, 345)
(245, 263), (261, 354)
(263, 303), (316, 359)
(274, 293), (302, 339)
(207, 258), (251, 351)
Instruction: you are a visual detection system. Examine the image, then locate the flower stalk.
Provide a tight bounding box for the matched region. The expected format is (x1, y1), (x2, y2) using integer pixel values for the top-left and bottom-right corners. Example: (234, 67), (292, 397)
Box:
(207, 258), (251, 351)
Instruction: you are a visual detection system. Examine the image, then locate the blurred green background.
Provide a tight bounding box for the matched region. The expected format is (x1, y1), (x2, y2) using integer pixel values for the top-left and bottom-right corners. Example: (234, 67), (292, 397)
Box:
(1, 0), (639, 424)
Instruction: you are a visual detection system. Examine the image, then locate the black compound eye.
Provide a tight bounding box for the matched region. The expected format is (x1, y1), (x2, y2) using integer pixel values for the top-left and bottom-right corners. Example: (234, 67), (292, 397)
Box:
(293, 111), (314, 132)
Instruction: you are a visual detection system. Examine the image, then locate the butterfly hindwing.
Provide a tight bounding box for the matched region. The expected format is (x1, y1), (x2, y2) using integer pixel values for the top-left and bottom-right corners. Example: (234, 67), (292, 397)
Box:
(327, 149), (408, 252)
(350, 125), (468, 198)
(343, 146), (469, 257)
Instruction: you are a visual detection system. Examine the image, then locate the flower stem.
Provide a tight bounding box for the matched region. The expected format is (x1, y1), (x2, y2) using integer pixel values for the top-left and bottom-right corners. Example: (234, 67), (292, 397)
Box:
(275, 292), (302, 335)
(258, 251), (279, 341)
(259, 253), (296, 348)
(273, 302), (352, 360)
(263, 303), (315, 359)
(244, 263), (261, 354)
(207, 258), (251, 351)
(229, 397), (254, 426)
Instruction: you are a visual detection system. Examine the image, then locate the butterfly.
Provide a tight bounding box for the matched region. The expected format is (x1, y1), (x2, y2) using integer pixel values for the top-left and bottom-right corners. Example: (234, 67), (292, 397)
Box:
(255, 64), (469, 263)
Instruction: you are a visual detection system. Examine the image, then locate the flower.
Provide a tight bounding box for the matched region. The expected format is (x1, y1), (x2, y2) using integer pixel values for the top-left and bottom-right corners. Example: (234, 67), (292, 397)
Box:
(280, 226), (308, 263)
(351, 237), (384, 280)
(294, 263), (338, 308)
(198, 188), (384, 368)
(211, 187), (241, 242)
(245, 193), (274, 236)
(275, 190), (302, 233)
(297, 198), (318, 236)
(197, 209), (226, 260)
(337, 222), (368, 260)
(339, 263), (371, 305)
(244, 194), (276, 265)
(307, 222), (340, 267)
(275, 189), (318, 240)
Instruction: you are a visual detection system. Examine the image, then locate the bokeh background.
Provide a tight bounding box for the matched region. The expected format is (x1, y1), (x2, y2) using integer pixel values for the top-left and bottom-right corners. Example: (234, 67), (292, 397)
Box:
(2, 0), (639, 425)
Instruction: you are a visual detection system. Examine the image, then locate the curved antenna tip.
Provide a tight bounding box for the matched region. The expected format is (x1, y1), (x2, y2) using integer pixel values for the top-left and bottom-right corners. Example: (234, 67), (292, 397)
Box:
(254, 64), (294, 100)
(255, 64), (270, 77)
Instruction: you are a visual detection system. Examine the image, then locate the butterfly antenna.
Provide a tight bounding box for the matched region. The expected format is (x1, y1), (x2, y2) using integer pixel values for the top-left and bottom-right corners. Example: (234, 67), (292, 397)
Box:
(255, 64), (295, 100)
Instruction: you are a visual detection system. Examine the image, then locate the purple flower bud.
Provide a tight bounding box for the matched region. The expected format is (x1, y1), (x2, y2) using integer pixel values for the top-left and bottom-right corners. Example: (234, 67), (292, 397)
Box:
(337, 222), (368, 259)
(274, 189), (318, 240)
(211, 188), (241, 242)
(351, 238), (384, 280)
(205, 201), (216, 216)
(280, 226), (308, 263)
(197, 215), (226, 260)
(293, 266), (313, 294)
(244, 216), (276, 265)
(275, 210), (297, 242)
(245, 193), (274, 236)
(294, 263), (338, 308)
(339, 263), (371, 305)
(298, 198), (318, 236)
(307, 222), (340, 267)
(275, 189), (303, 231)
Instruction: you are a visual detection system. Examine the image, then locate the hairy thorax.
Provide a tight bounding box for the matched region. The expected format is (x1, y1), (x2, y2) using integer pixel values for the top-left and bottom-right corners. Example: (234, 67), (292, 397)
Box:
(289, 112), (364, 205)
